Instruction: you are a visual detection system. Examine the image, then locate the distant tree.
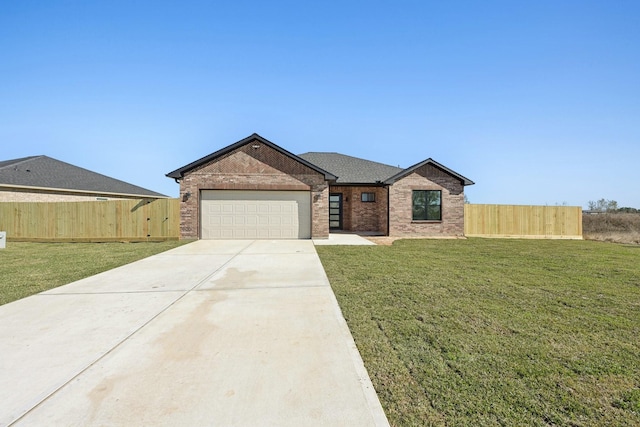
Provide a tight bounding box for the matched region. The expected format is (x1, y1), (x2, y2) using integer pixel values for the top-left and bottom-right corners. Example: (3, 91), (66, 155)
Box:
(588, 198), (618, 212)
(616, 207), (640, 214)
(464, 194), (470, 204)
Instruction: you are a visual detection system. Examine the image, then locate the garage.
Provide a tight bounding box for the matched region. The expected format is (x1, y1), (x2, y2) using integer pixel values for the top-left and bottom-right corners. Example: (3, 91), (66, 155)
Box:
(200, 190), (311, 239)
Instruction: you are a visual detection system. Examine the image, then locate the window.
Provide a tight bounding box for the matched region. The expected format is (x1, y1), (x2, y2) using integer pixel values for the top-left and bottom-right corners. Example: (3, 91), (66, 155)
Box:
(412, 190), (441, 220)
(361, 192), (376, 202)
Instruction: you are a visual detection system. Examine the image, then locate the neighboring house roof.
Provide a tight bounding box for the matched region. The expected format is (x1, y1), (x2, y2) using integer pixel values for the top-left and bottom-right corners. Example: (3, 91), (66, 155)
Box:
(298, 152), (403, 184)
(384, 158), (475, 186)
(166, 133), (337, 180)
(0, 155), (168, 198)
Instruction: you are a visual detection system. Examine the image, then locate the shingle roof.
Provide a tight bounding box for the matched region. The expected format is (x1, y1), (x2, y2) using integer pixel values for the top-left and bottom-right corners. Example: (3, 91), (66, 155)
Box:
(0, 155), (167, 198)
(299, 152), (474, 186)
(165, 133), (473, 187)
(298, 152), (403, 184)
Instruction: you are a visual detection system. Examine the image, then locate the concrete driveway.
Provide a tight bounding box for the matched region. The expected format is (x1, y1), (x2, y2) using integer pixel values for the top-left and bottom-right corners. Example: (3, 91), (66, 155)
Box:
(0, 240), (389, 426)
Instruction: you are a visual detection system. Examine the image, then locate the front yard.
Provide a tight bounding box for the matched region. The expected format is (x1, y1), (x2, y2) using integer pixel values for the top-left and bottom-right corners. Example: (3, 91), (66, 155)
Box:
(317, 239), (640, 426)
(1, 238), (638, 425)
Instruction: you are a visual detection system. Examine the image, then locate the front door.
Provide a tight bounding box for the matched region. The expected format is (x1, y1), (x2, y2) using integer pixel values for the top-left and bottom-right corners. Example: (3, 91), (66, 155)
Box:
(329, 193), (342, 230)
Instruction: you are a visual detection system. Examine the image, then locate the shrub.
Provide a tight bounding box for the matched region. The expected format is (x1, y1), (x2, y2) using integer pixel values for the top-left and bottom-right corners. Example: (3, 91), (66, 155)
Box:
(583, 213), (640, 244)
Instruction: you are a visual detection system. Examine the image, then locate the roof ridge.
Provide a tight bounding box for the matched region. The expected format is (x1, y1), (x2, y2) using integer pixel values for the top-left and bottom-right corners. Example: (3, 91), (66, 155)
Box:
(0, 155), (44, 170)
(299, 151), (402, 170)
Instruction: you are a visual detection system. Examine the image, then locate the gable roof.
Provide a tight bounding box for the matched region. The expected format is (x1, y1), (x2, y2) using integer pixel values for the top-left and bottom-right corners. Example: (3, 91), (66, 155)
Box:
(298, 152), (403, 184)
(384, 158), (475, 186)
(298, 152), (474, 186)
(166, 133), (337, 180)
(0, 156), (168, 198)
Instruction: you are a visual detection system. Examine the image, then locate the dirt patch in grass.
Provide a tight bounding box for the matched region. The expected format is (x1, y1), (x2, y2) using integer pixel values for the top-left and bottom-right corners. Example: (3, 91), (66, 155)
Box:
(365, 236), (400, 246)
(318, 239), (640, 426)
(584, 231), (640, 245)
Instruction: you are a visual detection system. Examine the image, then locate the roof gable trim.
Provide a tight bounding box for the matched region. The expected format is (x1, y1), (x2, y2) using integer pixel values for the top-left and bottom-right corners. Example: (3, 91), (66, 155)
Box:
(166, 133), (337, 181)
(384, 158), (475, 186)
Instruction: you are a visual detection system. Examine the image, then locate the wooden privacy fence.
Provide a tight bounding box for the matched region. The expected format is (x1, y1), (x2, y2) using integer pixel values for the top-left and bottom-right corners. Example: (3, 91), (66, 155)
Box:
(0, 199), (180, 242)
(0, 200), (583, 242)
(464, 204), (583, 239)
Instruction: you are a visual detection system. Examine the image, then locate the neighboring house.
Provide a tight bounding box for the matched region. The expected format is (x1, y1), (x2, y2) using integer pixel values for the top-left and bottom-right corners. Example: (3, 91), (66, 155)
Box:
(0, 156), (167, 202)
(166, 133), (474, 240)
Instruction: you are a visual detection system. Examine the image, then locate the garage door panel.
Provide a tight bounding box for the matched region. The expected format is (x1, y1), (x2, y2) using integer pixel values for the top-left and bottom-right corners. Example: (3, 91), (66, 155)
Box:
(200, 190), (311, 239)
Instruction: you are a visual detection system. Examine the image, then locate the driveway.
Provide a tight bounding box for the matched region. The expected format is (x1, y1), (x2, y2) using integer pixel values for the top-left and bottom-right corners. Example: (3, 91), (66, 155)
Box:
(0, 240), (389, 426)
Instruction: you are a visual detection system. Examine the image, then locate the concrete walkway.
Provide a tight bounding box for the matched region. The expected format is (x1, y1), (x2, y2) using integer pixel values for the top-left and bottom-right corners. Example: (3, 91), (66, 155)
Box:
(313, 233), (377, 246)
(0, 240), (389, 426)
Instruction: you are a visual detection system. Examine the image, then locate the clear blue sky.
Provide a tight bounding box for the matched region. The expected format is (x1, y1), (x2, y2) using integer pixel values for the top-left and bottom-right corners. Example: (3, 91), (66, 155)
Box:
(2, 1), (639, 208)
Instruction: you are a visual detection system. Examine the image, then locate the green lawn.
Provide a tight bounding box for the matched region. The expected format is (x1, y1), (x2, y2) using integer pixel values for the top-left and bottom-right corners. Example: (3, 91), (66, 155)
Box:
(317, 239), (640, 426)
(0, 241), (190, 305)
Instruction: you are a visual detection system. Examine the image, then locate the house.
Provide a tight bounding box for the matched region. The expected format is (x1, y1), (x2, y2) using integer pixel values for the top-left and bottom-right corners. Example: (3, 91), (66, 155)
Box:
(166, 133), (474, 239)
(0, 155), (167, 202)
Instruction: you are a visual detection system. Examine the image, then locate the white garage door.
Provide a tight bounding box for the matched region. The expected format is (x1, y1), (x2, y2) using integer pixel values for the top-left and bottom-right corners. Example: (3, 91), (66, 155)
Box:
(200, 190), (311, 239)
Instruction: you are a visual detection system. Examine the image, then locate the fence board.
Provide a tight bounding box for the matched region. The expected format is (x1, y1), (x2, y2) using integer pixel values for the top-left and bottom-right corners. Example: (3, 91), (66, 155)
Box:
(2, 200), (583, 241)
(464, 204), (582, 239)
(0, 199), (180, 242)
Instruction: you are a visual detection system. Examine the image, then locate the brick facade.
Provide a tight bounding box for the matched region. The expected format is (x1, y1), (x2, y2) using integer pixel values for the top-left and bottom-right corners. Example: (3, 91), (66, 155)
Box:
(388, 164), (465, 237)
(178, 143), (329, 239)
(329, 185), (388, 235)
(171, 134), (470, 240)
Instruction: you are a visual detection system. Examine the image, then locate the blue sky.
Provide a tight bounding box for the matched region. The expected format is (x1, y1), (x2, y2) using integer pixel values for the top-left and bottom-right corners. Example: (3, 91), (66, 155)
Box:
(2, 1), (639, 208)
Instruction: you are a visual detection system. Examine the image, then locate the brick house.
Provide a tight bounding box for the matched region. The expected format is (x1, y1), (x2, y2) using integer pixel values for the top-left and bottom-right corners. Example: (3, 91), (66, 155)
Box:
(166, 133), (474, 239)
(0, 156), (167, 201)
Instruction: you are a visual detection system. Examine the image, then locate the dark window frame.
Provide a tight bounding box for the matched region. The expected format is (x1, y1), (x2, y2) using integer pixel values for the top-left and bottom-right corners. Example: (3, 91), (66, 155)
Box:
(361, 192), (376, 203)
(329, 193), (343, 229)
(412, 190), (442, 221)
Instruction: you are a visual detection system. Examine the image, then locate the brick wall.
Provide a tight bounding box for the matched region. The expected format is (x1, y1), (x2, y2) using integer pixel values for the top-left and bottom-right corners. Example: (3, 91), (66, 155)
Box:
(330, 186), (388, 234)
(388, 164), (465, 237)
(179, 143), (329, 239)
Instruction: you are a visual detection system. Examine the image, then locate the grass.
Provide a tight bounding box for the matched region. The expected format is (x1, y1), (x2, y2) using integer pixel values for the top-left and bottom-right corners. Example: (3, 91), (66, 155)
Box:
(317, 238), (640, 426)
(0, 241), (190, 305)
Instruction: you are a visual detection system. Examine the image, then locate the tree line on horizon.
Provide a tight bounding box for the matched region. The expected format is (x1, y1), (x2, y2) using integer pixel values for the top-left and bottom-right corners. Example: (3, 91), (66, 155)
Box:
(587, 198), (639, 213)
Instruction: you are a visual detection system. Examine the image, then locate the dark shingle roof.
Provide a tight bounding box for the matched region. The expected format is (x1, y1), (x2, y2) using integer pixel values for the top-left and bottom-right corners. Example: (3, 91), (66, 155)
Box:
(299, 152), (474, 186)
(0, 155), (167, 197)
(298, 152), (403, 184)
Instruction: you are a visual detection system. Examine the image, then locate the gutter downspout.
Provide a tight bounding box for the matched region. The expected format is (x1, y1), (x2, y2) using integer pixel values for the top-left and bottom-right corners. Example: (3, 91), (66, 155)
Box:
(386, 185), (390, 236)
